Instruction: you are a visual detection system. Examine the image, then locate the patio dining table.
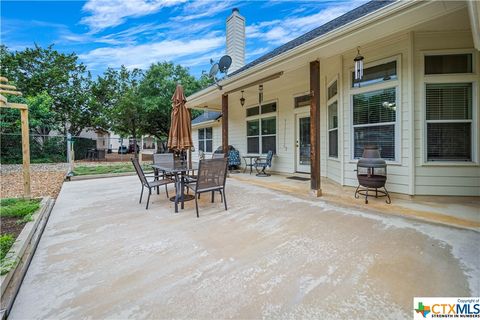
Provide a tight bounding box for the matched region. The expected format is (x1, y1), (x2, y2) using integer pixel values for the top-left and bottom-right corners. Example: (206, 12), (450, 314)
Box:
(152, 162), (198, 213)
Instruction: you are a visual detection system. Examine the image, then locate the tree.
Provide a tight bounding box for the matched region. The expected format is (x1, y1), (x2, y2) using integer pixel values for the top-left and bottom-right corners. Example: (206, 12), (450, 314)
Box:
(25, 91), (57, 143)
(0, 44), (93, 135)
(106, 67), (144, 158)
(137, 62), (213, 150)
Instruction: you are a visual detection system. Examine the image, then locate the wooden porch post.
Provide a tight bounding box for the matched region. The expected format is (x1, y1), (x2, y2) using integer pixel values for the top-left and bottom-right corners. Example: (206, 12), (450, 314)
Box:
(222, 94), (229, 154)
(310, 60), (321, 196)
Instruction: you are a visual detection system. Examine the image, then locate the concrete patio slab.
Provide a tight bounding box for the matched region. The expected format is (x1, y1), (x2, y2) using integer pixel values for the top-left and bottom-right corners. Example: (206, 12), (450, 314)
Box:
(9, 176), (480, 319)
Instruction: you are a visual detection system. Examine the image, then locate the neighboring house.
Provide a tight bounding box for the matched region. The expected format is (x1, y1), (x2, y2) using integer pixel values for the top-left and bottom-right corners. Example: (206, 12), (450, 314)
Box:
(186, 1), (480, 196)
(191, 111), (222, 162)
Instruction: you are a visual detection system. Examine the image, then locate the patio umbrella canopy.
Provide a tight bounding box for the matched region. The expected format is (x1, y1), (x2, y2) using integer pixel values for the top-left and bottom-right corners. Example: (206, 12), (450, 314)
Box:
(168, 84), (193, 151)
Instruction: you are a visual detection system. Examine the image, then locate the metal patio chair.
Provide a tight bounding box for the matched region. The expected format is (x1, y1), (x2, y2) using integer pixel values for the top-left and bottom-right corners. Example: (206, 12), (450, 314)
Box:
(131, 158), (175, 209)
(153, 153), (175, 179)
(186, 158), (228, 218)
(254, 150), (274, 177)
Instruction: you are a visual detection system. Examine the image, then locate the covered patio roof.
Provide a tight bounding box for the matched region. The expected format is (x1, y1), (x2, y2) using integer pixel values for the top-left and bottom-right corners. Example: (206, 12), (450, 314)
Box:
(186, 0), (468, 110)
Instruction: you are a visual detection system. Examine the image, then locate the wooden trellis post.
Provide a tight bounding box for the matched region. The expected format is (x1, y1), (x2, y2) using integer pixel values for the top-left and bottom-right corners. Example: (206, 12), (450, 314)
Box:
(0, 76), (31, 198)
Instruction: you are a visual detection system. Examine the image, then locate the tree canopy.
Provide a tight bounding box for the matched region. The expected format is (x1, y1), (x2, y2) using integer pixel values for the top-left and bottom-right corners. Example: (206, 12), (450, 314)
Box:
(0, 44), (213, 143)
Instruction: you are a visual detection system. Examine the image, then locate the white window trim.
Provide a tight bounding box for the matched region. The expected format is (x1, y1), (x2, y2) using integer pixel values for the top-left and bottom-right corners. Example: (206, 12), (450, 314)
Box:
(198, 127), (213, 153)
(421, 49), (478, 165)
(246, 99), (278, 155)
(349, 55), (401, 163)
(422, 49), (477, 78)
(422, 80), (478, 164)
(327, 77), (339, 160)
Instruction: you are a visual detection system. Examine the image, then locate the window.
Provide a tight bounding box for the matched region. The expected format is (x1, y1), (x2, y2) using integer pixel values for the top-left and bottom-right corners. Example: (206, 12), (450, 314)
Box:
(328, 80), (339, 158)
(198, 127), (212, 153)
(328, 80), (337, 100)
(425, 54), (473, 75)
(328, 102), (338, 158)
(294, 95), (310, 108)
(246, 106), (259, 117)
(246, 102), (277, 154)
(352, 61), (397, 88)
(426, 83), (472, 161)
(352, 87), (397, 160)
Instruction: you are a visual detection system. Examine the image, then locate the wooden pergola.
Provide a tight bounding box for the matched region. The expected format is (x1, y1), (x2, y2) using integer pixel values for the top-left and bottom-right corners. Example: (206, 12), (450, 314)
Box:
(0, 76), (31, 198)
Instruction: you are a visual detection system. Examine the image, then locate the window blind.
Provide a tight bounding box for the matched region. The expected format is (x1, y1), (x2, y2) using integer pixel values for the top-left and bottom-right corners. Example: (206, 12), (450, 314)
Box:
(353, 88), (396, 125)
(426, 83), (472, 120)
(354, 125), (395, 160)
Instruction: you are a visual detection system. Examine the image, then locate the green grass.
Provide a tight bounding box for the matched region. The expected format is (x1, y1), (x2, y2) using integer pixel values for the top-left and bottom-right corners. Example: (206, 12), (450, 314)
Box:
(0, 234), (15, 261)
(0, 198), (41, 218)
(73, 163), (152, 176)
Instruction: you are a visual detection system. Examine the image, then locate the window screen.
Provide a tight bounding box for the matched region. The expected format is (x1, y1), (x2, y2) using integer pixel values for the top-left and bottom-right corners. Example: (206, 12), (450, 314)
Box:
(246, 106), (259, 117)
(328, 80), (338, 100)
(353, 87), (396, 160)
(352, 61), (397, 87)
(426, 83), (472, 161)
(198, 127), (213, 152)
(328, 102), (338, 158)
(353, 88), (396, 125)
(294, 95), (310, 108)
(425, 54), (473, 75)
(426, 83), (472, 120)
(261, 102), (277, 114)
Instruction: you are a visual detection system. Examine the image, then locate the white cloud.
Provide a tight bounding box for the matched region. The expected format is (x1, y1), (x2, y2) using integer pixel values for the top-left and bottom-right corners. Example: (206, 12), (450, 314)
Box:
(172, 1), (234, 22)
(81, 0), (187, 32)
(246, 1), (368, 45)
(79, 37), (224, 70)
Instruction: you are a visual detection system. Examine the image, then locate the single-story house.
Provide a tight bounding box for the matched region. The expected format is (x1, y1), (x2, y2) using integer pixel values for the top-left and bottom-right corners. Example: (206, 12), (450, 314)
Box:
(186, 0), (480, 196)
(191, 111), (222, 162)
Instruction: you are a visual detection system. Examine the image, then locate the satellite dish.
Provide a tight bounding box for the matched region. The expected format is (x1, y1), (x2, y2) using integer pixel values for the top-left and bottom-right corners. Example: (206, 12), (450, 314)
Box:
(209, 63), (219, 79)
(218, 55), (232, 74)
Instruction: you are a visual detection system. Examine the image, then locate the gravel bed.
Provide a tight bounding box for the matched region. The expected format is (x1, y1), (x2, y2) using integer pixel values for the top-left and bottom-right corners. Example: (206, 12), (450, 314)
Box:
(1, 163), (69, 174)
(1, 163), (68, 199)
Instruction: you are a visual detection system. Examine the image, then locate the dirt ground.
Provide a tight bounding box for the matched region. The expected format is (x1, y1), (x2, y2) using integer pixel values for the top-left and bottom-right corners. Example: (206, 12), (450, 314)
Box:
(0, 217), (26, 238)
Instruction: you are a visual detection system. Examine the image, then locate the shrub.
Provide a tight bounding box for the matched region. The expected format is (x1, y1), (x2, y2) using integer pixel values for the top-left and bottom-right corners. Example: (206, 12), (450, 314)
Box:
(0, 235), (15, 261)
(0, 198), (41, 218)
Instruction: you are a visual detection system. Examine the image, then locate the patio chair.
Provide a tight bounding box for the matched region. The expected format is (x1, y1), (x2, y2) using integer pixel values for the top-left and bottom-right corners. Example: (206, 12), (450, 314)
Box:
(131, 158), (175, 210)
(186, 158), (228, 218)
(153, 153), (175, 179)
(254, 150), (274, 177)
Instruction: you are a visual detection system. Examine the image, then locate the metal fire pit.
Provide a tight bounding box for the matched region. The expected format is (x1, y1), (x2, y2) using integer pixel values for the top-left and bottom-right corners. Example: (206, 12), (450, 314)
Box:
(354, 146), (391, 204)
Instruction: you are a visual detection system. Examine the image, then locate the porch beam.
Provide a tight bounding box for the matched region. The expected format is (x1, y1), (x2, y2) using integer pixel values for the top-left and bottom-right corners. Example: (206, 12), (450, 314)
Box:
(309, 60), (321, 196)
(223, 71), (284, 95)
(222, 94), (228, 154)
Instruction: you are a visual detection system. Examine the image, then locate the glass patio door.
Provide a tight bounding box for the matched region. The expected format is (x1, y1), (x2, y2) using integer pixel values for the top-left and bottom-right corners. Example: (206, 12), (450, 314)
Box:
(296, 114), (311, 173)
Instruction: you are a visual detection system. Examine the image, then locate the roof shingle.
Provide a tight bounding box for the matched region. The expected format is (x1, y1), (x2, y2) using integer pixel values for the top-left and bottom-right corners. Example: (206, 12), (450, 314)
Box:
(191, 111), (222, 125)
(229, 0), (395, 77)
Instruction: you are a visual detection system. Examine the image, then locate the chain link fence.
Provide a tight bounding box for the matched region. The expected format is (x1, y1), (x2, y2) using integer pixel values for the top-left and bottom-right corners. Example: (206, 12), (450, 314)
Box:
(0, 133), (165, 164)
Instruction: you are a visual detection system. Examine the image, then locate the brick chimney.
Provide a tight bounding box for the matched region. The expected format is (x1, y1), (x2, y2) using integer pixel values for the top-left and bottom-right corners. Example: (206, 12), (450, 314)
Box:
(226, 8), (245, 73)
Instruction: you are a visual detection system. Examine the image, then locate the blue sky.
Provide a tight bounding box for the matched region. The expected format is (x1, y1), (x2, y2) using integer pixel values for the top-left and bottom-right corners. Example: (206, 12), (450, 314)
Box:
(1, 0), (367, 78)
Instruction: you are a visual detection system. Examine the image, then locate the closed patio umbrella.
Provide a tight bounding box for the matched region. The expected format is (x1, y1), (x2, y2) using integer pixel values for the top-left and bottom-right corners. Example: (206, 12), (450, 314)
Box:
(167, 84), (193, 152)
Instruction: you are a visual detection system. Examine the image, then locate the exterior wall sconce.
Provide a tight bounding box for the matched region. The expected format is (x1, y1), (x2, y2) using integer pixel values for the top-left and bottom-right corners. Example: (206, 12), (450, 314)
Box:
(354, 47), (364, 80)
(240, 90), (245, 106)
